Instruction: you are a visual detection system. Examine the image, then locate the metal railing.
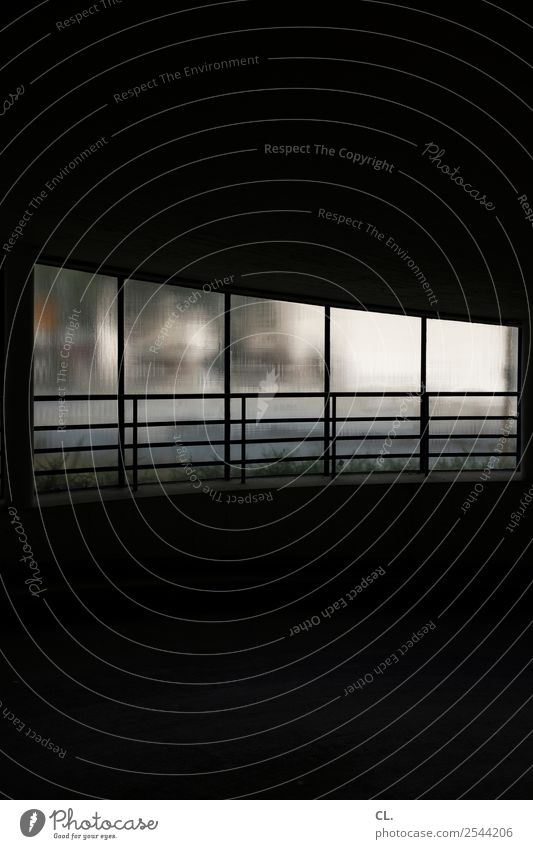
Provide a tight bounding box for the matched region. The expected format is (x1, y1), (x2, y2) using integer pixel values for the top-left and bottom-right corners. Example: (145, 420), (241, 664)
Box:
(32, 390), (519, 491)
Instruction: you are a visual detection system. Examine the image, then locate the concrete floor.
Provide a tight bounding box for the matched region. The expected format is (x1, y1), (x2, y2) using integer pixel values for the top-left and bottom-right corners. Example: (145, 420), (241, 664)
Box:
(2, 479), (532, 799)
(1, 608), (531, 799)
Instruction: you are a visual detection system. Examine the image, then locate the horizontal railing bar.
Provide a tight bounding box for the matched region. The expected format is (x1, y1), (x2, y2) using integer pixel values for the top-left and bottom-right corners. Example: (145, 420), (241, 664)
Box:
(36, 441), (225, 452)
(428, 452), (517, 457)
(330, 416), (421, 422)
(232, 436), (322, 445)
(238, 454), (421, 463)
(34, 419), (323, 431)
(429, 435), (517, 440)
(429, 415), (517, 420)
(34, 431), (518, 454)
(333, 453), (420, 460)
(34, 467), (120, 475)
(36, 437), (327, 453)
(35, 445), (119, 454)
(34, 423), (119, 431)
(134, 442), (223, 449)
(120, 419), (321, 429)
(135, 419), (225, 428)
(34, 390), (519, 402)
(34, 454), (518, 475)
(35, 461), (227, 475)
(32, 415), (517, 433)
(331, 392), (419, 398)
(126, 394), (225, 400)
(334, 435), (420, 441)
(334, 391), (516, 397)
(35, 395), (120, 401)
(132, 462), (224, 470)
(141, 417), (324, 426)
(235, 457), (326, 465)
(35, 392), (418, 401)
(426, 391), (518, 397)
(238, 417), (325, 425)
(36, 461), (516, 481)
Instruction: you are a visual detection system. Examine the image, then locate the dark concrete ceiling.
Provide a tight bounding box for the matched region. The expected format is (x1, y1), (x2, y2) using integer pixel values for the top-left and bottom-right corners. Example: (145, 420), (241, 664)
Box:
(2, 0), (532, 323)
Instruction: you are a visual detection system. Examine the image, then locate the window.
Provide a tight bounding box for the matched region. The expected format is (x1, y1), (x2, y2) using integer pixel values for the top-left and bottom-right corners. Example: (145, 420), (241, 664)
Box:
(33, 265), (118, 491)
(124, 279), (224, 394)
(34, 264), (117, 394)
(331, 309), (421, 391)
(32, 263), (520, 490)
(230, 295), (324, 392)
(230, 296), (325, 477)
(426, 319), (519, 471)
(123, 279), (225, 485)
(426, 319), (518, 392)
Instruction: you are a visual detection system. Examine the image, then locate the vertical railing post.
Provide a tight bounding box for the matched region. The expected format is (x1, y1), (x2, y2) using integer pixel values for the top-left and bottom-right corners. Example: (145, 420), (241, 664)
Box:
(331, 395), (337, 478)
(420, 392), (429, 476)
(117, 277), (126, 488)
(324, 306), (331, 475)
(132, 396), (138, 491)
(420, 317), (429, 475)
(224, 292), (231, 480)
(240, 396), (246, 484)
(323, 393), (331, 476)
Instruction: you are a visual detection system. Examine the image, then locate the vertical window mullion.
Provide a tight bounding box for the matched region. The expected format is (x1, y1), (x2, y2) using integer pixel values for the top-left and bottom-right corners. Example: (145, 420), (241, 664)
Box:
(420, 316), (428, 475)
(224, 291), (231, 480)
(324, 306), (331, 475)
(117, 277), (126, 487)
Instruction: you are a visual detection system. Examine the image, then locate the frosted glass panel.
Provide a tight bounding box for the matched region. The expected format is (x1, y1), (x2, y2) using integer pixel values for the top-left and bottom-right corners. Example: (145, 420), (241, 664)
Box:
(125, 279), (224, 393)
(35, 428), (118, 450)
(337, 457), (419, 473)
(134, 398), (224, 423)
(244, 459), (323, 478)
(427, 320), (518, 391)
(34, 399), (118, 426)
(429, 418), (517, 436)
(429, 456), (516, 472)
(331, 309), (421, 391)
(430, 437), (516, 455)
(336, 418), (419, 437)
(335, 396), (421, 420)
(34, 265), (117, 394)
(232, 440), (322, 462)
(240, 422), (324, 441)
(35, 470), (119, 493)
(125, 422), (225, 467)
(127, 444), (223, 467)
(231, 396), (324, 420)
(336, 438), (420, 456)
(230, 296), (324, 392)
(35, 449), (117, 470)
(130, 424), (225, 445)
(429, 395), (517, 418)
(126, 466), (224, 486)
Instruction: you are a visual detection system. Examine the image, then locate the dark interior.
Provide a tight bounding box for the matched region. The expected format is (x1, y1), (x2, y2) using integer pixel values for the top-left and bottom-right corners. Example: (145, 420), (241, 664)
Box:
(1, 0), (532, 801)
